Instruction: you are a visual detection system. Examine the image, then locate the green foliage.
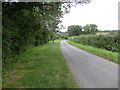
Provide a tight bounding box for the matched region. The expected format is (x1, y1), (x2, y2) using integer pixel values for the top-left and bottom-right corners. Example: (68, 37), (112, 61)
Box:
(68, 25), (82, 36)
(59, 32), (68, 39)
(69, 33), (119, 52)
(2, 2), (64, 66)
(83, 24), (98, 34)
(67, 24), (98, 36)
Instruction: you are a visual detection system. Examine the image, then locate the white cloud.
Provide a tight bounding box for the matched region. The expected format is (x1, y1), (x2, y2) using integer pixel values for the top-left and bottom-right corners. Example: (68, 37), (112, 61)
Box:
(60, 0), (119, 32)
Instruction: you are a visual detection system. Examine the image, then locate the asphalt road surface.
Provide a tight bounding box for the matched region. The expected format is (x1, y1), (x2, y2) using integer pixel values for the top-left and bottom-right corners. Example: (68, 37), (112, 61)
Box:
(60, 40), (118, 88)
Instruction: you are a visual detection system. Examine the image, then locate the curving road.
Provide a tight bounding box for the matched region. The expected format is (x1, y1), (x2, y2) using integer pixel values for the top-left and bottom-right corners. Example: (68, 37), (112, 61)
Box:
(60, 40), (118, 88)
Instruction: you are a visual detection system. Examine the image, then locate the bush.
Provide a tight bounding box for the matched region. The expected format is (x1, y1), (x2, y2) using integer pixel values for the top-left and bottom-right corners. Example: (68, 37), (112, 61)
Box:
(69, 33), (119, 52)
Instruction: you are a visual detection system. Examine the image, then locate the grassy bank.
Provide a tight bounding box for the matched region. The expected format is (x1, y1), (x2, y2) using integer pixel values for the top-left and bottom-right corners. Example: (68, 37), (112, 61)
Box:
(3, 40), (78, 88)
(67, 40), (118, 64)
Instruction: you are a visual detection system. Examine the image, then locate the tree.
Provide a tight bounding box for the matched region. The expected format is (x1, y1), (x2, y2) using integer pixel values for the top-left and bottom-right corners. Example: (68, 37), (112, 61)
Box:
(68, 25), (82, 36)
(2, 2), (66, 65)
(83, 24), (98, 34)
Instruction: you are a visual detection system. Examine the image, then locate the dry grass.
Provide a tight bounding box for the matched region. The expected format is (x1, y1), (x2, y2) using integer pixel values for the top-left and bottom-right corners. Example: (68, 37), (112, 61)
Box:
(96, 32), (110, 35)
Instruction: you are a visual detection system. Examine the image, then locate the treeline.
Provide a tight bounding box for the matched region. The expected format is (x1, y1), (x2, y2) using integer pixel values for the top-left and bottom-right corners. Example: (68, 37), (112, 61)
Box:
(2, 2), (70, 66)
(69, 33), (119, 52)
(68, 24), (98, 36)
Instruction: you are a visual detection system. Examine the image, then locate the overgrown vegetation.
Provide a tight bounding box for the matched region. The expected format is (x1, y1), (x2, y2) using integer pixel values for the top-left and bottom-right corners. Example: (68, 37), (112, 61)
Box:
(68, 33), (119, 52)
(3, 40), (78, 88)
(67, 40), (118, 64)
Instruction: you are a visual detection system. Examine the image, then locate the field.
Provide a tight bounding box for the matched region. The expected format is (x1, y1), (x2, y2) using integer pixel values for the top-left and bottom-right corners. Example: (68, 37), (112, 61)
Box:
(96, 32), (110, 35)
(3, 40), (78, 88)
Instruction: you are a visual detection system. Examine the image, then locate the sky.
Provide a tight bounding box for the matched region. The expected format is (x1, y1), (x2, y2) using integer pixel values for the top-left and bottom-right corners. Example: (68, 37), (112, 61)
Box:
(60, 0), (119, 32)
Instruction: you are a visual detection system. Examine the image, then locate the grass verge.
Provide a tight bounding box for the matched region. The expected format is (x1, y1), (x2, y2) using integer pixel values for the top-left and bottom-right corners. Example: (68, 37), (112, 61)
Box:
(3, 40), (78, 88)
(67, 40), (118, 64)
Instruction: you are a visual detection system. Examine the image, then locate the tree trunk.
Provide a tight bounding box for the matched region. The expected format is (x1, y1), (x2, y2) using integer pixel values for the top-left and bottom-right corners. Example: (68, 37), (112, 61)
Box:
(52, 39), (54, 43)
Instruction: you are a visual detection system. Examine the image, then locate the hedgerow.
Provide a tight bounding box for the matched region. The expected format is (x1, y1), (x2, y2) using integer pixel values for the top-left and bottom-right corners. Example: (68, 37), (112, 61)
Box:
(69, 33), (119, 52)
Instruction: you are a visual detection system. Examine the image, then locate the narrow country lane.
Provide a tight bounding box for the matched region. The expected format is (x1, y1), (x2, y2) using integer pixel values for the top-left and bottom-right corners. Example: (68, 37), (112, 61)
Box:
(60, 40), (118, 88)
